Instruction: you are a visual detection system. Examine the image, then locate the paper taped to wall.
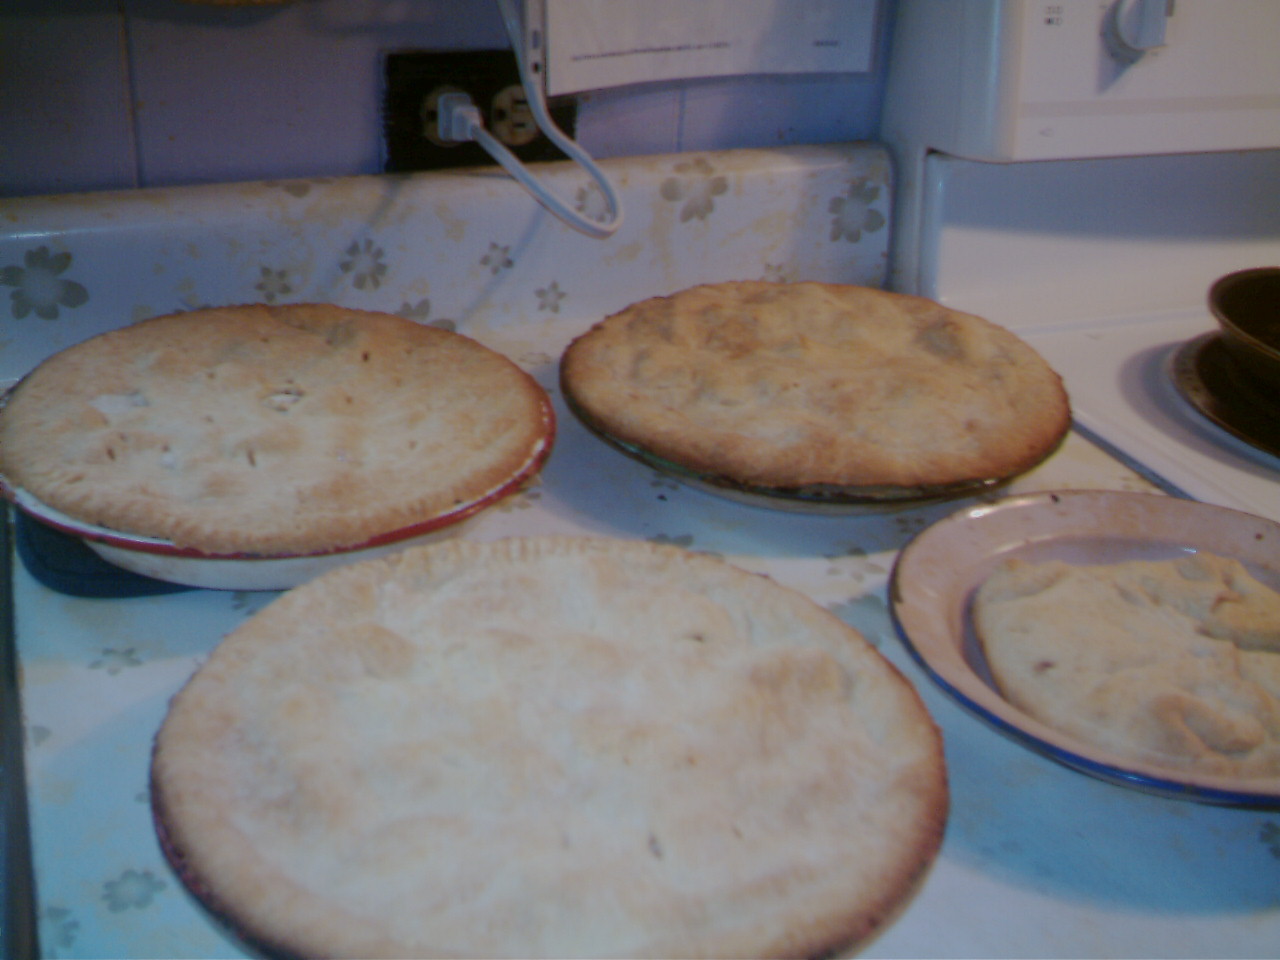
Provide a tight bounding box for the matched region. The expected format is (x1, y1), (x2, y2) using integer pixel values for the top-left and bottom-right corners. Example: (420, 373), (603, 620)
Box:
(537, 0), (879, 95)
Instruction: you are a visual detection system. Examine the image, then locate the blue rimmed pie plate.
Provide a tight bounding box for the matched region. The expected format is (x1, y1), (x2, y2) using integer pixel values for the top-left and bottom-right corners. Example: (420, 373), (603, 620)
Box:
(889, 488), (1280, 808)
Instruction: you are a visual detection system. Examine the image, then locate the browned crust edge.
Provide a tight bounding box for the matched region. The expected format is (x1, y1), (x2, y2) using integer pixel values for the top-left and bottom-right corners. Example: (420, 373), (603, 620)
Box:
(149, 537), (949, 960)
(0, 304), (555, 555)
(560, 282), (1070, 492)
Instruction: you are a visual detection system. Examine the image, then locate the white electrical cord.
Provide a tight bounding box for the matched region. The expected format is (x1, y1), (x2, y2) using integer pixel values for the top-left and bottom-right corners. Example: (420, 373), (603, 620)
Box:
(438, 0), (623, 239)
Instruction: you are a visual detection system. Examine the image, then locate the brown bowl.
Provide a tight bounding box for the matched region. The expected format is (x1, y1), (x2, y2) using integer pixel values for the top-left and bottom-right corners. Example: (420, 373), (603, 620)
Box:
(1208, 266), (1280, 389)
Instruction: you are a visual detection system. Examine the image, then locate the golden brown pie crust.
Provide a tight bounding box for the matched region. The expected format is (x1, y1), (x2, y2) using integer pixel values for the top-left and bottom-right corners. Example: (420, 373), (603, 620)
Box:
(0, 304), (553, 555)
(561, 281), (1070, 493)
(151, 536), (947, 959)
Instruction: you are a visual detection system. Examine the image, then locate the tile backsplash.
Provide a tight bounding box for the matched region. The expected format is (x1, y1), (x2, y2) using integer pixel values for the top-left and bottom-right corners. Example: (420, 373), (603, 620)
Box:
(0, 143), (892, 383)
(1, 0), (890, 199)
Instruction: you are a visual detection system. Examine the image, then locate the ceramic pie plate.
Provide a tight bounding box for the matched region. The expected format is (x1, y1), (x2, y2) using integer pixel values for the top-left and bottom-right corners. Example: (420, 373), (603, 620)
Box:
(563, 392), (1014, 515)
(889, 488), (1280, 807)
(0, 427), (554, 592)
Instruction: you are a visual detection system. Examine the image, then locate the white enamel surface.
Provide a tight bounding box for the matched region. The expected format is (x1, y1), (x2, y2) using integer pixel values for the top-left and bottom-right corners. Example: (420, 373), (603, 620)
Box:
(1021, 311), (1280, 525)
(83, 524), (470, 592)
(883, 0), (1280, 164)
(904, 149), (1280, 525)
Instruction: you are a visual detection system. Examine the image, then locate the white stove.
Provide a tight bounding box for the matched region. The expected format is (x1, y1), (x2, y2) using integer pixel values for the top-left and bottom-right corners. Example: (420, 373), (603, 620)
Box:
(1027, 306), (1280, 518)
(883, 1), (1280, 525)
(913, 148), (1280, 524)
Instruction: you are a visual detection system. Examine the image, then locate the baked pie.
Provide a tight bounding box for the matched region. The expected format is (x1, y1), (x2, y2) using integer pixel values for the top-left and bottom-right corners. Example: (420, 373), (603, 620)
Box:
(561, 281), (1070, 503)
(152, 536), (948, 959)
(974, 553), (1280, 779)
(0, 304), (554, 556)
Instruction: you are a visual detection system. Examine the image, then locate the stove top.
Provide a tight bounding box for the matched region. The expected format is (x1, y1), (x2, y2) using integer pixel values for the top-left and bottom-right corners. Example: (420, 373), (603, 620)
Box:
(1024, 309), (1280, 524)
(907, 149), (1280, 527)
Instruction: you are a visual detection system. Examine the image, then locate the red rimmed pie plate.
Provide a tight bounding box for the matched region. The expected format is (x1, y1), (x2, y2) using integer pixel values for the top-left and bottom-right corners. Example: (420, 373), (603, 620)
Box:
(0, 424), (553, 592)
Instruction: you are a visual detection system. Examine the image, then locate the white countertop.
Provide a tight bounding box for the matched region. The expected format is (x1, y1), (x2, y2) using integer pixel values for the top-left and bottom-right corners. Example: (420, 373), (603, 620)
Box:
(3, 146), (1279, 958)
(15, 379), (1279, 959)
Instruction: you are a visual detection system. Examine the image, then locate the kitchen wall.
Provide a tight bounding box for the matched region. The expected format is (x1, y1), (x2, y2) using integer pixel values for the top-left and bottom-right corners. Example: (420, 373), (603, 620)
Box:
(0, 0), (893, 199)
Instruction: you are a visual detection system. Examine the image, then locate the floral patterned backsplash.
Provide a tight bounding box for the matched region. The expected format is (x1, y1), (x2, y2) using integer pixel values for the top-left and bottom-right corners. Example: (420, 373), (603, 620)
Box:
(0, 143), (891, 384)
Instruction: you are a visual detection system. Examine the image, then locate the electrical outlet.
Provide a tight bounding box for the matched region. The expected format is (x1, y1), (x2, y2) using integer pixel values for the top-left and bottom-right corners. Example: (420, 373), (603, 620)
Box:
(490, 84), (540, 147)
(383, 50), (577, 172)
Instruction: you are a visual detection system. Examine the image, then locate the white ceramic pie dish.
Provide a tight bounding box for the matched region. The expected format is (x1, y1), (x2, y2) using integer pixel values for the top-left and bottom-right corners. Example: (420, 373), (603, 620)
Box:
(1, 426), (554, 592)
(889, 489), (1280, 807)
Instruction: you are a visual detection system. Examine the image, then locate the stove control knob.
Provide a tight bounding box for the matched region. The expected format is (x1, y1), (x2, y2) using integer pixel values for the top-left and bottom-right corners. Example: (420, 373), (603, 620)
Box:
(1104, 0), (1172, 64)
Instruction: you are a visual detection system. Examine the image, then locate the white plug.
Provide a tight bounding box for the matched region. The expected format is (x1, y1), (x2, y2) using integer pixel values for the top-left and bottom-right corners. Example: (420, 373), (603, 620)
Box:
(426, 0), (623, 240)
(436, 92), (483, 143)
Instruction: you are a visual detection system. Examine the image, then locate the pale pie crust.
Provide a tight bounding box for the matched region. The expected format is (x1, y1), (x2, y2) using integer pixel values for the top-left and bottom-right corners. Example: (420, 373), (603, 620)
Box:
(974, 553), (1280, 779)
(152, 536), (948, 959)
(561, 282), (1070, 492)
(0, 304), (553, 555)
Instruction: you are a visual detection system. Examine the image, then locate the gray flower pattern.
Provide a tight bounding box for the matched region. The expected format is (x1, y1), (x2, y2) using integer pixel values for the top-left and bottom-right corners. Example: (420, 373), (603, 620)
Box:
(823, 543), (887, 581)
(101, 869), (166, 913)
(255, 265), (293, 303)
(482, 242), (513, 274)
(828, 177), (886, 242)
(660, 158), (729, 222)
(394, 298), (456, 330)
(340, 238), (387, 290)
(397, 298), (432, 321)
(536, 280), (566, 313)
(89, 648), (142, 675)
(1, 246), (89, 319)
(41, 905), (79, 952)
(575, 180), (613, 225)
